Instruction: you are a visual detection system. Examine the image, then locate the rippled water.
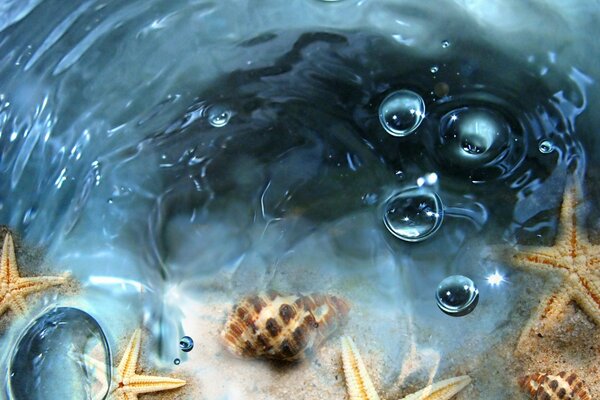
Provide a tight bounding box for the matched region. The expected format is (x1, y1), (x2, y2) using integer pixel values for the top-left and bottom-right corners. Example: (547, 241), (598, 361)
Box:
(0, 1), (599, 399)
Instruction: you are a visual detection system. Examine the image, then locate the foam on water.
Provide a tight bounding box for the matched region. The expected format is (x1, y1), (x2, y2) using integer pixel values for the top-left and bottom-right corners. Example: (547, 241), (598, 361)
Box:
(0, 1), (598, 399)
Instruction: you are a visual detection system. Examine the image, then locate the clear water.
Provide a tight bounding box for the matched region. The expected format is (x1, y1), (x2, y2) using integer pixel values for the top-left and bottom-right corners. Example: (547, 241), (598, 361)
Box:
(0, 1), (599, 399)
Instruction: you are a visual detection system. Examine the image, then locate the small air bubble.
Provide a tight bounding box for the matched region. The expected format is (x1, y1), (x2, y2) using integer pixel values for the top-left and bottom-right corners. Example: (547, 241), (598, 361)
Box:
(430, 66), (439, 73)
(179, 336), (194, 352)
(538, 140), (554, 154)
(441, 40), (450, 48)
(174, 358), (181, 365)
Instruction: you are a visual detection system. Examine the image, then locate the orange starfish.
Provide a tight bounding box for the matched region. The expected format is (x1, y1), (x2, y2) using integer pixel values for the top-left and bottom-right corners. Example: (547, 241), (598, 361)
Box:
(113, 329), (186, 400)
(505, 178), (600, 344)
(82, 329), (186, 399)
(0, 232), (66, 318)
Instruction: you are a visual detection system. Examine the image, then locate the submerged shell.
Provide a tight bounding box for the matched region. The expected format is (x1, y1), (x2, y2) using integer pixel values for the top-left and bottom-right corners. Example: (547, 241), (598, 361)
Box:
(519, 371), (592, 400)
(221, 292), (350, 361)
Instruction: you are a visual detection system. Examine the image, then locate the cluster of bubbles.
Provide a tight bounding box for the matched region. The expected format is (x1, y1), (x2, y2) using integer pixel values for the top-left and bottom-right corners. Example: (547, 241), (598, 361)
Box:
(174, 335), (194, 365)
(179, 336), (194, 352)
(381, 185), (480, 316)
(377, 84), (513, 317)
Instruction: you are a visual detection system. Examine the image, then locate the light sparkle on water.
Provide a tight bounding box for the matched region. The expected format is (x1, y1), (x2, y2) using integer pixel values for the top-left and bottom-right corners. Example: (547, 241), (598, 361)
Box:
(486, 271), (506, 286)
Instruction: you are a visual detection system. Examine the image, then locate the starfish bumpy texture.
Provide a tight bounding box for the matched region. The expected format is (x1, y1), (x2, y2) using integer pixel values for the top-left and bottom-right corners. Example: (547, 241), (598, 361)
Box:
(341, 336), (471, 400)
(505, 178), (600, 343)
(111, 329), (186, 400)
(0, 232), (66, 318)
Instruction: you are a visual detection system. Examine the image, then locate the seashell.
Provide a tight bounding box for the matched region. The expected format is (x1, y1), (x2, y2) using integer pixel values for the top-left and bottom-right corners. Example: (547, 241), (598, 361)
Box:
(519, 371), (592, 400)
(221, 291), (350, 361)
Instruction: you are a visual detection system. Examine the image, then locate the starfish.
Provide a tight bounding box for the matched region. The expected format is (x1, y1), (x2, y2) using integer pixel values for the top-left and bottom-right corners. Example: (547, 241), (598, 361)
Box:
(504, 178), (600, 344)
(341, 336), (471, 400)
(0, 232), (66, 318)
(110, 329), (186, 400)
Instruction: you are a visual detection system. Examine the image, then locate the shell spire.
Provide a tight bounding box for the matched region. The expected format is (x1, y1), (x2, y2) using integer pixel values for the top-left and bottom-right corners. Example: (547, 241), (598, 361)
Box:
(519, 371), (592, 400)
(221, 292), (350, 361)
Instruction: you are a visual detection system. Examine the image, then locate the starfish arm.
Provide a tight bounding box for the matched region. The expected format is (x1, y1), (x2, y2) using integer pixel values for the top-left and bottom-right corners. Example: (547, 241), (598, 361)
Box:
(14, 276), (67, 294)
(341, 336), (381, 400)
(123, 374), (186, 395)
(508, 247), (567, 273)
(0, 299), (10, 316)
(1, 233), (20, 283)
(587, 249), (600, 268)
(114, 391), (135, 400)
(9, 293), (29, 315)
(517, 290), (571, 348)
(118, 329), (142, 379)
(0, 293), (29, 316)
(554, 179), (581, 254)
(571, 276), (600, 326)
(398, 375), (471, 400)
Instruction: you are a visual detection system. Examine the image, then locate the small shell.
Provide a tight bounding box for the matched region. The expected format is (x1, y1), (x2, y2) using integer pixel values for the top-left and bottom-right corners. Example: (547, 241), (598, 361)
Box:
(221, 292), (350, 361)
(519, 371), (592, 400)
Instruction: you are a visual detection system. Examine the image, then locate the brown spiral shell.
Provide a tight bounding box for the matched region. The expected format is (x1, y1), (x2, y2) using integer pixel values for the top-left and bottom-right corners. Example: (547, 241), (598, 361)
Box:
(519, 371), (592, 400)
(221, 291), (350, 361)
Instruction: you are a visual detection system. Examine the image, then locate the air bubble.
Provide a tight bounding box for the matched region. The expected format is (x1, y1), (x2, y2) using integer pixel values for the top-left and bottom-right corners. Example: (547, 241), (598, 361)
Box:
(538, 140), (554, 154)
(378, 90), (425, 137)
(430, 66), (439, 73)
(174, 358), (181, 365)
(207, 105), (231, 127)
(438, 107), (510, 168)
(179, 336), (194, 352)
(383, 187), (443, 242)
(441, 40), (450, 48)
(435, 275), (479, 316)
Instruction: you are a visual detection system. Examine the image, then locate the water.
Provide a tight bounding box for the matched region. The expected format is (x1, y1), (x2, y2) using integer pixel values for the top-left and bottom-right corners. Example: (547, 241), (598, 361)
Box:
(0, 1), (598, 399)
(435, 275), (479, 317)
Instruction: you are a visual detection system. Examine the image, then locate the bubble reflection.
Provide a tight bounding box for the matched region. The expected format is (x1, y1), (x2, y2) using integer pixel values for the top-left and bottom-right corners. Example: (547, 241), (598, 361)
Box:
(435, 275), (479, 317)
(383, 187), (443, 242)
(378, 90), (425, 137)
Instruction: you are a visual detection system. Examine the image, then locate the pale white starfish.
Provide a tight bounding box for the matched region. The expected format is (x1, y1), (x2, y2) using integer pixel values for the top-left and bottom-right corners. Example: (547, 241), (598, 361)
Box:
(341, 336), (471, 400)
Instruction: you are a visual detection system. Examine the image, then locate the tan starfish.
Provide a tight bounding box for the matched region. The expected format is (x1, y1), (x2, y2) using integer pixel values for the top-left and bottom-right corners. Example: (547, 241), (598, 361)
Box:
(110, 329), (186, 400)
(504, 178), (600, 344)
(0, 232), (66, 318)
(341, 336), (471, 400)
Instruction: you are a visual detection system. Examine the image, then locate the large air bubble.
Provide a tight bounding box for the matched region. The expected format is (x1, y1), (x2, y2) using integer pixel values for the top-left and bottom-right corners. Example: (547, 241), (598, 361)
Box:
(9, 307), (111, 400)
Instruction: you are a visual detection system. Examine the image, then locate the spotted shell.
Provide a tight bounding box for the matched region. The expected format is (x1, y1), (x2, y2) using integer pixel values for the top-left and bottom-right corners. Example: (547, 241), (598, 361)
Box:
(221, 292), (350, 361)
(519, 371), (592, 400)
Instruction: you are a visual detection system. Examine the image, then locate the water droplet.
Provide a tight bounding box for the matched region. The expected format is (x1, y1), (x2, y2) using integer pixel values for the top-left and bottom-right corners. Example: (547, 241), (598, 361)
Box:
(179, 336), (194, 352)
(383, 187), (444, 242)
(378, 90), (426, 137)
(441, 40), (451, 48)
(207, 105), (231, 127)
(174, 358), (181, 365)
(435, 275), (479, 316)
(10, 307), (111, 400)
(438, 107), (510, 168)
(361, 193), (378, 205)
(538, 140), (554, 154)
(430, 66), (439, 73)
